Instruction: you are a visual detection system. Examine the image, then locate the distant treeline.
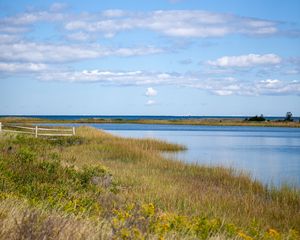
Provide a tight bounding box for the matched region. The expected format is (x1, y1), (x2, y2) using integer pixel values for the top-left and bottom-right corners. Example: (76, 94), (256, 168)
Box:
(245, 112), (296, 122)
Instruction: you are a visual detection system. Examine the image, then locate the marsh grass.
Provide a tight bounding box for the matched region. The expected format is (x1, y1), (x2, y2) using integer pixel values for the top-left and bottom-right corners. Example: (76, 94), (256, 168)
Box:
(0, 127), (299, 239)
(0, 198), (112, 240)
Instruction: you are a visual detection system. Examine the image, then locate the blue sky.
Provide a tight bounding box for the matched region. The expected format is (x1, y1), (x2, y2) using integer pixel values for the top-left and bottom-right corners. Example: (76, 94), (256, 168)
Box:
(0, 0), (300, 116)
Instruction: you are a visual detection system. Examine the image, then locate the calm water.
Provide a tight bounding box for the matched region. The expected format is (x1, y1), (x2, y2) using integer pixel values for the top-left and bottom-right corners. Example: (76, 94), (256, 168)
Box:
(42, 123), (300, 187)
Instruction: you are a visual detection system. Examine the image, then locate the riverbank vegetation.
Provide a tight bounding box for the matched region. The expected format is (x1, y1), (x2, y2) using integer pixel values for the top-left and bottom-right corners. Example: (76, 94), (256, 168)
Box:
(0, 127), (299, 239)
(1, 116), (300, 128)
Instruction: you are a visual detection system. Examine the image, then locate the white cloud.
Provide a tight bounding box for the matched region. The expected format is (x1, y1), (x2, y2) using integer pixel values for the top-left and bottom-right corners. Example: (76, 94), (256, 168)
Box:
(0, 62), (47, 72)
(0, 42), (97, 62)
(33, 68), (300, 96)
(38, 70), (181, 85)
(1, 7), (296, 40)
(1, 11), (65, 26)
(102, 9), (126, 18)
(145, 87), (158, 96)
(0, 26), (28, 33)
(208, 54), (282, 67)
(255, 79), (300, 95)
(0, 63), (297, 96)
(213, 90), (233, 96)
(146, 100), (156, 105)
(64, 10), (280, 38)
(261, 79), (280, 85)
(0, 34), (19, 43)
(0, 41), (163, 62)
(67, 32), (91, 41)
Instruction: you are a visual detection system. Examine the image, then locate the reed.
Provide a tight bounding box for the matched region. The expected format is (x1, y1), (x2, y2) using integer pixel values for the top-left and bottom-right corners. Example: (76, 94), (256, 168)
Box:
(0, 126), (299, 239)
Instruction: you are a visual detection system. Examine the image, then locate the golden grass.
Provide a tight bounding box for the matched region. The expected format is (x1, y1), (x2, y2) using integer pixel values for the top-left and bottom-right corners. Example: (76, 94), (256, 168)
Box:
(0, 197), (234, 240)
(60, 127), (300, 232)
(0, 126), (299, 239)
(0, 197), (112, 240)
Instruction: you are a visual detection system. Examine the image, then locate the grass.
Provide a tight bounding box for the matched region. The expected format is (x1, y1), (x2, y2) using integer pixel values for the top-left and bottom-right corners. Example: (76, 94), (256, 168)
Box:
(0, 126), (299, 239)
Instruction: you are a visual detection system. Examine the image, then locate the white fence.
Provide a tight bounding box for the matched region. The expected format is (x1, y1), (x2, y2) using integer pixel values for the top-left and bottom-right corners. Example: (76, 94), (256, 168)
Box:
(0, 122), (75, 137)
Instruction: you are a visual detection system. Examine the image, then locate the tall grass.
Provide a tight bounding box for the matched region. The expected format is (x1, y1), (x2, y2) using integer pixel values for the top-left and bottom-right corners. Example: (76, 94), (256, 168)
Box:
(0, 198), (112, 240)
(0, 127), (299, 239)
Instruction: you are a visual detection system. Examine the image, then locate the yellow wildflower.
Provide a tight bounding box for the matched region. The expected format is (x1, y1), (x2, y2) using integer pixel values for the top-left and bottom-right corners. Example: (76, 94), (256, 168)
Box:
(268, 228), (279, 237)
(238, 231), (253, 240)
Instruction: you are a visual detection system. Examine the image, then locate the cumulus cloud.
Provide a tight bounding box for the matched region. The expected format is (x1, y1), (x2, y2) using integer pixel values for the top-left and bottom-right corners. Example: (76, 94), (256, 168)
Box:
(255, 79), (300, 95)
(208, 54), (282, 67)
(0, 61), (298, 96)
(102, 9), (126, 18)
(0, 26), (28, 34)
(0, 41), (163, 62)
(0, 11), (65, 26)
(145, 87), (158, 96)
(61, 10), (279, 38)
(213, 90), (234, 96)
(64, 10), (280, 38)
(1, 5), (298, 41)
(66, 32), (92, 41)
(0, 5), (299, 98)
(146, 100), (156, 105)
(38, 70), (187, 85)
(0, 34), (19, 43)
(32, 68), (300, 96)
(0, 62), (47, 72)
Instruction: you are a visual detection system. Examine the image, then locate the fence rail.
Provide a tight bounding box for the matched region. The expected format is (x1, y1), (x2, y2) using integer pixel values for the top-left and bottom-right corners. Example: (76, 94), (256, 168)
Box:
(0, 122), (75, 137)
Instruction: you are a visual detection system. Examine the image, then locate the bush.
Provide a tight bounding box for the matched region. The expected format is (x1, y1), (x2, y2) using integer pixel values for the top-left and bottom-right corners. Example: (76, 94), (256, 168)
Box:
(246, 115), (266, 122)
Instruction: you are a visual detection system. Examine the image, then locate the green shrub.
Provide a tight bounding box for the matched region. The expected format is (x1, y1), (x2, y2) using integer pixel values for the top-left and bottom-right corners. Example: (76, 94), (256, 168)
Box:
(47, 136), (86, 147)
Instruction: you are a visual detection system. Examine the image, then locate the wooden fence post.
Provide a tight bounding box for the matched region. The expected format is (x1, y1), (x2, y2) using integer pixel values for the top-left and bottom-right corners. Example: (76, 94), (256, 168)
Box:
(72, 127), (75, 136)
(0, 122), (2, 132)
(35, 126), (38, 138)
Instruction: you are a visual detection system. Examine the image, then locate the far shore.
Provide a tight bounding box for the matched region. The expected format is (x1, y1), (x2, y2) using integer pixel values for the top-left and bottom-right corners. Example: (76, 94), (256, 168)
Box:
(1, 116), (300, 128)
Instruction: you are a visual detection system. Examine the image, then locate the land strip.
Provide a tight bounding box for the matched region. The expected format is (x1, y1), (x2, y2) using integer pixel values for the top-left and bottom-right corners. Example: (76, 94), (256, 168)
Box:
(1, 116), (300, 128)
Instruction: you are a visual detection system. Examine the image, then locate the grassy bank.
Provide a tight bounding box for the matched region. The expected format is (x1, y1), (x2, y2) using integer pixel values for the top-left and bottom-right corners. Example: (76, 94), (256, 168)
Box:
(1, 116), (300, 128)
(0, 127), (299, 239)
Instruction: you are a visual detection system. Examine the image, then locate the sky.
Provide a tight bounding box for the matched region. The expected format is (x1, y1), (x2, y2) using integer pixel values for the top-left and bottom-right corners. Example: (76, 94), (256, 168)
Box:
(0, 0), (300, 116)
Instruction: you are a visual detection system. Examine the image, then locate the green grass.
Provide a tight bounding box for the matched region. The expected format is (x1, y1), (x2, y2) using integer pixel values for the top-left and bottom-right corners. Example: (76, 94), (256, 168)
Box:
(0, 127), (299, 239)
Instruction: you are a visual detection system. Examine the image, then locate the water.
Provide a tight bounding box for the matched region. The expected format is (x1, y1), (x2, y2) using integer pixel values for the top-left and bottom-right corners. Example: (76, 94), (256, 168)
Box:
(40, 123), (300, 187)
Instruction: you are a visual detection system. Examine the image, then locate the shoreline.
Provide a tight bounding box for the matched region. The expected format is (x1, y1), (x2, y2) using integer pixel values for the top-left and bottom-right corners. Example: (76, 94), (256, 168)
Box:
(1, 116), (300, 128)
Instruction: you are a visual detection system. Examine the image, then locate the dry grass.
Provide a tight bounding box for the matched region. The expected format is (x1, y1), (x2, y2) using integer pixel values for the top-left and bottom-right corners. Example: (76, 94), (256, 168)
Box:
(0, 198), (235, 240)
(0, 198), (112, 240)
(0, 126), (299, 239)
(61, 127), (300, 232)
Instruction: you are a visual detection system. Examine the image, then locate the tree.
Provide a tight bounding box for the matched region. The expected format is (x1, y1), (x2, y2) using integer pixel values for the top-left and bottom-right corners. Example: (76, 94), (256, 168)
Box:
(247, 114), (266, 122)
(285, 112), (293, 121)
